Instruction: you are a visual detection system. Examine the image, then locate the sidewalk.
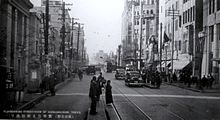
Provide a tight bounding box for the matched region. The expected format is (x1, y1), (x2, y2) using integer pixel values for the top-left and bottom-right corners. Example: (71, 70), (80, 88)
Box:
(87, 91), (120, 120)
(87, 95), (107, 120)
(164, 82), (220, 93)
(17, 77), (73, 110)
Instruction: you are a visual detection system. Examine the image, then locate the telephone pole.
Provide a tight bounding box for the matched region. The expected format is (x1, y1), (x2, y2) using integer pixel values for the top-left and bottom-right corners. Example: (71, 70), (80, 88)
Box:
(61, 1), (66, 59)
(159, 23), (162, 72)
(166, 8), (179, 75)
(76, 23), (80, 60)
(139, 0), (143, 71)
(44, 0), (49, 55)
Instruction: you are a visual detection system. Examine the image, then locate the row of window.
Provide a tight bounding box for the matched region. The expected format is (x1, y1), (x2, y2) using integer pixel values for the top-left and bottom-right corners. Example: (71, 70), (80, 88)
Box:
(134, 9), (154, 16)
(183, 6), (195, 25)
(134, 19), (150, 25)
(209, 0), (220, 14)
(146, 0), (155, 5)
(183, 0), (190, 4)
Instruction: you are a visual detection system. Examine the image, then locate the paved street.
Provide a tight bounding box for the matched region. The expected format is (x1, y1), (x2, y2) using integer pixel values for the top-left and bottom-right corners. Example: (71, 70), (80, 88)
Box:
(31, 72), (220, 120)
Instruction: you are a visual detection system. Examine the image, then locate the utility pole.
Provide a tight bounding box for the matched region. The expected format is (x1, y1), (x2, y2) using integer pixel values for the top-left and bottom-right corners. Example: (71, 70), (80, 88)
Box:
(139, 0), (143, 71)
(159, 23), (162, 72)
(44, 0), (49, 55)
(118, 45), (121, 67)
(61, 1), (65, 59)
(166, 7), (179, 75)
(70, 18), (79, 71)
(81, 38), (84, 62)
(76, 23), (80, 61)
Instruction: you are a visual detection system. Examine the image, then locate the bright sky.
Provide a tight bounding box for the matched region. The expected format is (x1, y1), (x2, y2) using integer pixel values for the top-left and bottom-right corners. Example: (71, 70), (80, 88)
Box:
(30, 0), (124, 57)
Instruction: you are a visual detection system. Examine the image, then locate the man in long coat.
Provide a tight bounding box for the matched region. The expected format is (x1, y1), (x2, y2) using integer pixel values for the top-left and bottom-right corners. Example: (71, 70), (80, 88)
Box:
(89, 76), (98, 115)
(105, 80), (113, 105)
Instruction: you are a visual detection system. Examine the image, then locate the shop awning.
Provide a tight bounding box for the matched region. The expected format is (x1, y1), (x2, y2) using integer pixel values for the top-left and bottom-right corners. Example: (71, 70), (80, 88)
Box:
(173, 60), (190, 70)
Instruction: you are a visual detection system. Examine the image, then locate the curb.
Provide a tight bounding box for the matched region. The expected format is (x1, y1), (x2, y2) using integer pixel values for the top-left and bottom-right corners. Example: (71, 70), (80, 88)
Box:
(163, 82), (203, 92)
(17, 91), (50, 110)
(17, 78), (73, 110)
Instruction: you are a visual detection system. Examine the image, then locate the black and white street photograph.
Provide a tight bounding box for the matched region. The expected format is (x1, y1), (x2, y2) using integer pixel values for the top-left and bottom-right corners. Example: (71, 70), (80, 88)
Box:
(1, 0), (220, 120)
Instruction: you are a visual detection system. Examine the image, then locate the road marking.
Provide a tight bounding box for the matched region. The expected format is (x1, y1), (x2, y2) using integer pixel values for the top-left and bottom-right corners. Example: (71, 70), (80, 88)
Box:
(113, 94), (220, 100)
(56, 93), (88, 96)
(56, 93), (220, 100)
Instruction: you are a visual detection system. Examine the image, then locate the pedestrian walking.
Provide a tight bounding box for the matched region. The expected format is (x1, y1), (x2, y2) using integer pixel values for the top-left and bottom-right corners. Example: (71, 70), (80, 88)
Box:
(173, 72), (177, 82)
(201, 75), (207, 88)
(78, 69), (83, 81)
(155, 71), (161, 89)
(89, 76), (98, 115)
(49, 74), (56, 96)
(40, 78), (46, 94)
(105, 80), (113, 105)
(96, 72), (104, 101)
(210, 74), (215, 88)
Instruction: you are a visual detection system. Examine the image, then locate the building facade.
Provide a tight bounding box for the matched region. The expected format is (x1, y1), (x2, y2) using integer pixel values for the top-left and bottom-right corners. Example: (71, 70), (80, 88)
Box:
(162, 0), (203, 76)
(202, 0), (220, 83)
(121, 0), (159, 70)
(0, 0), (33, 106)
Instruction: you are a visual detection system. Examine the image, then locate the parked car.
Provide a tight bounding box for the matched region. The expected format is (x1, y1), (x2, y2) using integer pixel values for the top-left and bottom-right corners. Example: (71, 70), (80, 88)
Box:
(115, 69), (126, 80)
(86, 65), (96, 75)
(79, 66), (88, 73)
(125, 71), (144, 87)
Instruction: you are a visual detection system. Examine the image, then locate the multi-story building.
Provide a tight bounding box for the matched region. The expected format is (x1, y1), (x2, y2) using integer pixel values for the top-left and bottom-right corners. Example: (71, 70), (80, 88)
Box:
(163, 0), (203, 76)
(202, 0), (220, 83)
(121, 0), (159, 70)
(28, 11), (44, 92)
(121, 0), (134, 66)
(0, 0), (33, 106)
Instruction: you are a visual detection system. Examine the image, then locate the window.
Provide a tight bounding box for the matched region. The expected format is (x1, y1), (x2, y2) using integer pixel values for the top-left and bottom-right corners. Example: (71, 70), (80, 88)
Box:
(183, 13), (185, 24)
(188, 9), (190, 22)
(209, 0), (215, 14)
(150, 10), (153, 14)
(217, 24), (220, 41)
(175, 19), (178, 31)
(143, 19), (145, 25)
(192, 6), (195, 21)
(168, 23), (170, 34)
(179, 41), (181, 51)
(147, 10), (149, 14)
(152, 0), (154, 5)
(143, 10), (145, 14)
(217, 0), (220, 11)
(179, 16), (182, 27)
(176, 1), (179, 10)
(147, 0), (150, 5)
(209, 26), (214, 42)
(137, 20), (139, 25)
(189, 8), (192, 22)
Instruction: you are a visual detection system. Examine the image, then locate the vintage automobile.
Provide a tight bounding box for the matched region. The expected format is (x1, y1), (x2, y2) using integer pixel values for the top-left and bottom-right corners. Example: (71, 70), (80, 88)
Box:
(124, 71), (144, 87)
(115, 69), (126, 80)
(86, 65), (96, 75)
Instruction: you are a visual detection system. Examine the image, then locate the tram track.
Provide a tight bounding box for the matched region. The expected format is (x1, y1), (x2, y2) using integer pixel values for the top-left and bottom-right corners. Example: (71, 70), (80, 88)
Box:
(112, 79), (185, 120)
(112, 81), (152, 120)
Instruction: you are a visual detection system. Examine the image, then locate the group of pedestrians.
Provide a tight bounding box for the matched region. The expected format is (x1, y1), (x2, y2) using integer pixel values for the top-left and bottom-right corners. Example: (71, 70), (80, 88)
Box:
(40, 73), (56, 96)
(89, 72), (113, 115)
(201, 74), (215, 89)
(177, 71), (215, 89)
(142, 70), (162, 88)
